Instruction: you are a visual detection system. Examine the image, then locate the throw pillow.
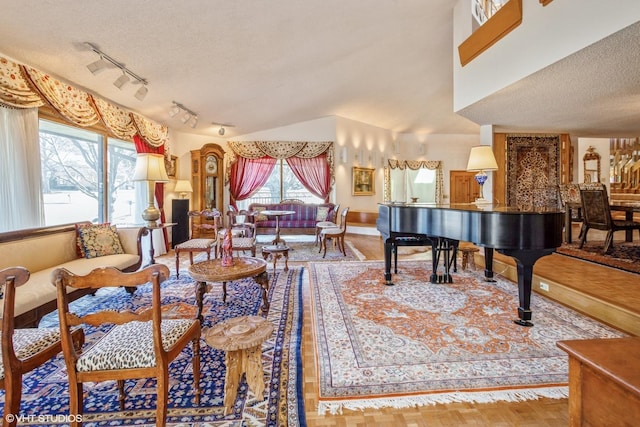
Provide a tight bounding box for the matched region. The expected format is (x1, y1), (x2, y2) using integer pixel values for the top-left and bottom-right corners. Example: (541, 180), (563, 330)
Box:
(253, 207), (268, 222)
(316, 206), (330, 221)
(77, 224), (125, 259)
(75, 223), (112, 257)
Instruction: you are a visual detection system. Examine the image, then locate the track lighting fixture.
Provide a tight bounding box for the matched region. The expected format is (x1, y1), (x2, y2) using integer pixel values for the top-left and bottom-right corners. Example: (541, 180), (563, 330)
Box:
(113, 72), (129, 89)
(86, 56), (111, 75)
(84, 42), (149, 100)
(134, 84), (148, 101)
(169, 101), (199, 128)
(212, 122), (235, 137)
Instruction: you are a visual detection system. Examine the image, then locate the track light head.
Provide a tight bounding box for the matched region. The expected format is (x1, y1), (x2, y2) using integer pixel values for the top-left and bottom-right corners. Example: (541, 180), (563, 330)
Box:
(113, 72), (129, 89)
(181, 112), (192, 124)
(168, 103), (181, 118)
(218, 126), (225, 136)
(86, 57), (110, 75)
(134, 84), (148, 101)
(191, 116), (198, 129)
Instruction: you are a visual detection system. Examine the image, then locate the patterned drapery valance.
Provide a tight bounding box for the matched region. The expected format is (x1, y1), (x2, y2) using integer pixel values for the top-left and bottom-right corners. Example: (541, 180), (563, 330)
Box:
(0, 55), (167, 148)
(228, 140), (333, 159)
(226, 140), (335, 186)
(387, 159), (441, 170)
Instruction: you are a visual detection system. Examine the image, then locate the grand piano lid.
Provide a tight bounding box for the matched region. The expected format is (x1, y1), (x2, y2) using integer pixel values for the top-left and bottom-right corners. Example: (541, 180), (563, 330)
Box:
(379, 202), (563, 214)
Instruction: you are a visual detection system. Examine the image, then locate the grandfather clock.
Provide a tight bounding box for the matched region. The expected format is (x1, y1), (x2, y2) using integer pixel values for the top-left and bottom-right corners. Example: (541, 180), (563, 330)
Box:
(190, 143), (225, 237)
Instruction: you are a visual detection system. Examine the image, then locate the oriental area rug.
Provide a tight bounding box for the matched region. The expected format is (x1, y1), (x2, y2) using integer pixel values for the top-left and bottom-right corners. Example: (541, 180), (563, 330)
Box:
(5, 267), (306, 426)
(556, 241), (640, 275)
(308, 261), (627, 415)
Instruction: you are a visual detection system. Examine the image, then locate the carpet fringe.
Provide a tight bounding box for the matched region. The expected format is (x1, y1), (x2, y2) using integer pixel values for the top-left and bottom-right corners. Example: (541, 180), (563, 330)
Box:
(317, 386), (568, 415)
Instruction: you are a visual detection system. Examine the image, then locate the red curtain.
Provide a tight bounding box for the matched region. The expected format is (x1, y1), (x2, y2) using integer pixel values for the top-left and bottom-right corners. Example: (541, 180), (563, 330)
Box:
(133, 134), (168, 250)
(286, 153), (331, 202)
(229, 155), (277, 206)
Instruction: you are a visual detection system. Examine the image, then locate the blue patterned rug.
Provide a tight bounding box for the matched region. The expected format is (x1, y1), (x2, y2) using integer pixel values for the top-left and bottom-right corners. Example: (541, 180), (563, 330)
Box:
(3, 266), (306, 426)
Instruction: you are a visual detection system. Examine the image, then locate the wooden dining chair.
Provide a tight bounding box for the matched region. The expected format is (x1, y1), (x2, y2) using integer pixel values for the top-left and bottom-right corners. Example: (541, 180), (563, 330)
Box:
(315, 203), (340, 246)
(1, 267), (85, 427)
(174, 208), (221, 277)
(578, 183), (640, 254)
(51, 264), (201, 427)
(319, 207), (350, 258)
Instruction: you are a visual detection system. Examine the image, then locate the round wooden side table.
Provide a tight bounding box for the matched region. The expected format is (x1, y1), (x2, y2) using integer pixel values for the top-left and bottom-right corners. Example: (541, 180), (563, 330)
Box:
(203, 315), (274, 415)
(189, 257), (269, 322)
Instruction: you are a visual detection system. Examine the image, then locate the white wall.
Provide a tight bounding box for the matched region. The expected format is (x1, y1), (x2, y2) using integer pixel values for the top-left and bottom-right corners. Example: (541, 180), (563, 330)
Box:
(453, 0), (640, 111)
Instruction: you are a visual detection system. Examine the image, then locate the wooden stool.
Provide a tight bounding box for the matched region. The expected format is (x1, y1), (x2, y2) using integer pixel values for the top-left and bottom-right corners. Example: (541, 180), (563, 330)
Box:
(261, 244), (289, 274)
(459, 246), (479, 270)
(203, 316), (274, 415)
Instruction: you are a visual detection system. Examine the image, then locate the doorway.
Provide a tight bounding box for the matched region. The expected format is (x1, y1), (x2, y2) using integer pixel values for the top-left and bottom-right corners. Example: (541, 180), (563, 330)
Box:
(450, 171), (479, 204)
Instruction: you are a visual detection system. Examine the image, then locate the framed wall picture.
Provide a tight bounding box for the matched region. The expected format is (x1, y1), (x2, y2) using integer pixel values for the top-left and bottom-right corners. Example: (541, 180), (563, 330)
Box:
(166, 155), (178, 179)
(352, 166), (375, 196)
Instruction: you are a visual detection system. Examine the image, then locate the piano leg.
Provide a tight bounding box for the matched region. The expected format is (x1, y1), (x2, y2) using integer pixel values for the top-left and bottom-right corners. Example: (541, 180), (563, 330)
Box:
(483, 248), (496, 282)
(430, 240), (439, 283)
(384, 239), (394, 286)
(500, 249), (556, 327)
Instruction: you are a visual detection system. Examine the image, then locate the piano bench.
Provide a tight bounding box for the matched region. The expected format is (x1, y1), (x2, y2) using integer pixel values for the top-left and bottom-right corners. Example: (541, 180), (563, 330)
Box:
(459, 246), (479, 271)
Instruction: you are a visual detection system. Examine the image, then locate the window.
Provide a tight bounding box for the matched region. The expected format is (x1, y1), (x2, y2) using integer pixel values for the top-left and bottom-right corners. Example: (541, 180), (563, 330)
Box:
(237, 159), (323, 209)
(39, 119), (138, 226)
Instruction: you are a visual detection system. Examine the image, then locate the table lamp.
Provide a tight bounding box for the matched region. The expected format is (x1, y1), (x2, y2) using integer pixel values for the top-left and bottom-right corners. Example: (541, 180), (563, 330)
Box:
(174, 180), (193, 199)
(133, 153), (169, 227)
(466, 146), (498, 204)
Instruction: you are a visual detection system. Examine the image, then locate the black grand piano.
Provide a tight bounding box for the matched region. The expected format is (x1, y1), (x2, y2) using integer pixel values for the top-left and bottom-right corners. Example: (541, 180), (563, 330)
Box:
(377, 202), (564, 327)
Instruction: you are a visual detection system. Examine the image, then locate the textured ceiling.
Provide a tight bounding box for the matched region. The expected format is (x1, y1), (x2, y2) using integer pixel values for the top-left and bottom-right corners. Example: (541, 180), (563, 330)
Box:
(0, 1), (638, 139)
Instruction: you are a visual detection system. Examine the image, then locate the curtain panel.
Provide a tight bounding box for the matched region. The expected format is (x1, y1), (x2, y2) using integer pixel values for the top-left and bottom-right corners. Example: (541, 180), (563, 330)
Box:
(0, 55), (167, 150)
(0, 106), (44, 231)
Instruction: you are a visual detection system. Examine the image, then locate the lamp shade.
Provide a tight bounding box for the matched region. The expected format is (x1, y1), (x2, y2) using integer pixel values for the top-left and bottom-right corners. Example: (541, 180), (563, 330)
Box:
(174, 180), (193, 194)
(466, 146), (498, 172)
(133, 153), (169, 182)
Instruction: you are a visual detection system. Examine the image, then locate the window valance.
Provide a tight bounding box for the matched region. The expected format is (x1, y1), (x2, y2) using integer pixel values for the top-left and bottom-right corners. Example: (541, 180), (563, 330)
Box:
(387, 159), (441, 170)
(227, 140), (333, 159)
(0, 56), (166, 148)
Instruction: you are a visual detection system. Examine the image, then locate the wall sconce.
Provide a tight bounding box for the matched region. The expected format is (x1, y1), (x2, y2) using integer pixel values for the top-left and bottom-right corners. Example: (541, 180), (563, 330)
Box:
(133, 153), (169, 227)
(340, 146), (348, 164)
(356, 149), (364, 165)
(393, 141), (401, 154)
(85, 42), (149, 101)
(173, 180), (193, 199)
(466, 145), (498, 204)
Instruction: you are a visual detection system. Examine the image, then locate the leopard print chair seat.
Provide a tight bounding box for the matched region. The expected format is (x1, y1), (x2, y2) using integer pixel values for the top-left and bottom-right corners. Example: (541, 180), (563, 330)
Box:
(1, 267), (84, 427)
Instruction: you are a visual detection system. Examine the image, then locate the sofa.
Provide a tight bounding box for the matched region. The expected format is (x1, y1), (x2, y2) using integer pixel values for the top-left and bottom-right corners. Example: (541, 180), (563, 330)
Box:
(247, 201), (337, 235)
(0, 221), (144, 328)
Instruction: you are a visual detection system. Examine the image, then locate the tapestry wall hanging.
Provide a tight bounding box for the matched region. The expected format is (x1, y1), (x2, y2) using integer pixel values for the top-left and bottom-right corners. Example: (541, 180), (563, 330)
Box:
(506, 135), (560, 208)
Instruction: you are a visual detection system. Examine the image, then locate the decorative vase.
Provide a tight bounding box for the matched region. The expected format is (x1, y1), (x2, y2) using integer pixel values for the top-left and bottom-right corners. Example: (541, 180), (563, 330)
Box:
(221, 229), (234, 267)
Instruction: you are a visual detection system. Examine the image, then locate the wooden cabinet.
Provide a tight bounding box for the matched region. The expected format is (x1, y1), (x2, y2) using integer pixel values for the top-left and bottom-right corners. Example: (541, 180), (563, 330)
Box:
(557, 337), (640, 427)
(191, 143), (225, 237)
